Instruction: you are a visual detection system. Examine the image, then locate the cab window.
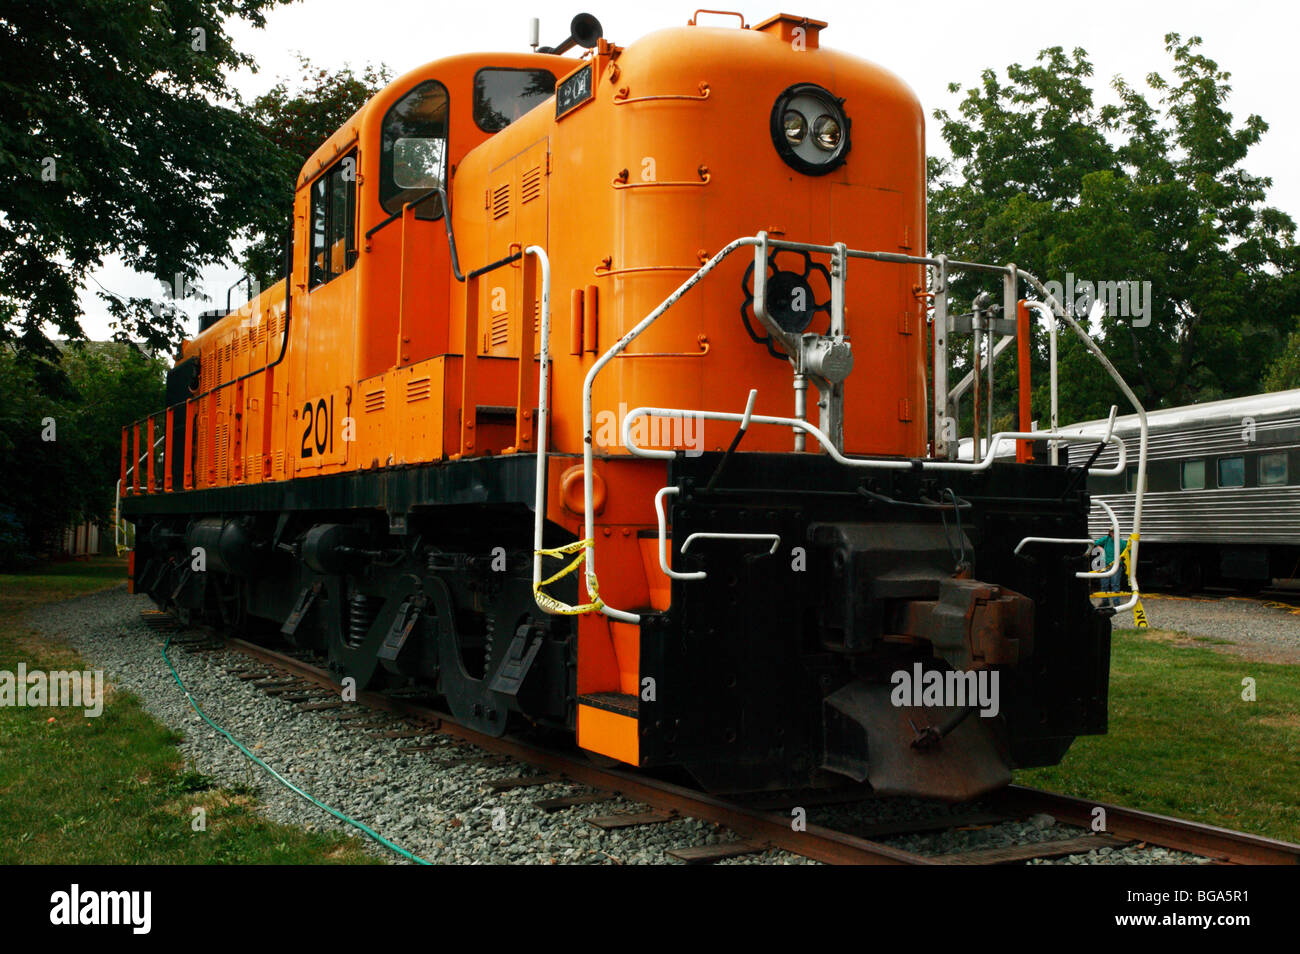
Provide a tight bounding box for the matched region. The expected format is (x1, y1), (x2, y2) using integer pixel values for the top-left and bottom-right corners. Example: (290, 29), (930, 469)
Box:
(473, 68), (557, 132)
(380, 80), (449, 220)
(309, 151), (357, 289)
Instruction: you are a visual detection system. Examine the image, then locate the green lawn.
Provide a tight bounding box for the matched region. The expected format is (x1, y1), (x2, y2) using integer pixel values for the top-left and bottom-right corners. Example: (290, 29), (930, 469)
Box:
(0, 557), (379, 864)
(1019, 627), (1300, 844)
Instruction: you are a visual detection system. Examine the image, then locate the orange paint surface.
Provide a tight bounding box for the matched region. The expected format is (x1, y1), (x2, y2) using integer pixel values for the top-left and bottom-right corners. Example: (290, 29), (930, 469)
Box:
(123, 13), (929, 722)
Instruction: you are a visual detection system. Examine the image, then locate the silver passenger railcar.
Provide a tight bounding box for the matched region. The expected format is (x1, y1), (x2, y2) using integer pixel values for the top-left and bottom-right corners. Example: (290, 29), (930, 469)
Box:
(1060, 389), (1300, 588)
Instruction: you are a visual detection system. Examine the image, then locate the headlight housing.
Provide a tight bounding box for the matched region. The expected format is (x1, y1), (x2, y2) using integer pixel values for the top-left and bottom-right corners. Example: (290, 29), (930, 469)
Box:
(769, 83), (850, 175)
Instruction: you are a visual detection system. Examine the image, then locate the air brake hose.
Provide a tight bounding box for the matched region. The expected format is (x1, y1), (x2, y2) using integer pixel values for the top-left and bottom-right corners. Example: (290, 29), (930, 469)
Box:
(161, 636), (432, 865)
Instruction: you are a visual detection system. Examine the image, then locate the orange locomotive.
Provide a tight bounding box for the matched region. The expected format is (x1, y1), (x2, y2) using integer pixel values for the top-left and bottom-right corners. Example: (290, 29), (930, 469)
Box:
(121, 12), (1127, 800)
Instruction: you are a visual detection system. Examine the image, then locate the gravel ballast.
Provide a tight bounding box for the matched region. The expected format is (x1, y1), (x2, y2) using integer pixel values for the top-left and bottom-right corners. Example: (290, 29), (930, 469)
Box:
(27, 585), (1210, 865)
(1137, 593), (1300, 663)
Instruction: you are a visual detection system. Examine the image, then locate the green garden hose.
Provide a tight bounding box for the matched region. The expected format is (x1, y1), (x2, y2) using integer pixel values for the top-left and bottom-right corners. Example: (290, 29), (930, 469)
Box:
(162, 635), (432, 865)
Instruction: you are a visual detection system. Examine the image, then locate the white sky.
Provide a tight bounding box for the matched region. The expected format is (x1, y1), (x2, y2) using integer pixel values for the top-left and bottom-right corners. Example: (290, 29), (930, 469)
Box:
(77, 0), (1299, 340)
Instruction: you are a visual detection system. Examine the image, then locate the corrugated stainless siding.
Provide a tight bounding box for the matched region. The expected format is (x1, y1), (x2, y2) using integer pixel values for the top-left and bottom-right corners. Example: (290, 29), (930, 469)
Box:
(1079, 416), (1300, 469)
(1089, 487), (1300, 543)
(1079, 404), (1300, 543)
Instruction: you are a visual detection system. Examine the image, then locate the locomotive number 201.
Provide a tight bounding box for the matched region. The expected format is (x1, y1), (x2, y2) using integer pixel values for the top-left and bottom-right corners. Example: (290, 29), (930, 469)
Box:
(300, 396), (334, 458)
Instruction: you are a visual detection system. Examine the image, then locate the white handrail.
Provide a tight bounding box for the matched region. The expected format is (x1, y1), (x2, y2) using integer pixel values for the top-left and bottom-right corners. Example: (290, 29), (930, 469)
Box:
(654, 487), (704, 581)
(1019, 293), (1149, 612)
(114, 432), (167, 553)
(538, 231), (1151, 624)
(1077, 499), (1123, 579)
(681, 532), (781, 555)
(526, 245), (562, 614)
(580, 237), (763, 623)
(1027, 300), (1061, 465)
(621, 401), (1128, 475)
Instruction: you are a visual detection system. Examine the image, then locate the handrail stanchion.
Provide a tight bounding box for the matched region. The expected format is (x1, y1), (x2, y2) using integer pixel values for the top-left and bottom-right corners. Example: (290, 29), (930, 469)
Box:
(132, 423), (140, 496)
(164, 407), (175, 493)
(1016, 299), (1033, 463)
(146, 416), (156, 494)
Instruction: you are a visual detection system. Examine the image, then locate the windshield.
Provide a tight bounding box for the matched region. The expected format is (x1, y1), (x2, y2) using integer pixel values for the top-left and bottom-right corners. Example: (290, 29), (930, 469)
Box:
(473, 68), (557, 132)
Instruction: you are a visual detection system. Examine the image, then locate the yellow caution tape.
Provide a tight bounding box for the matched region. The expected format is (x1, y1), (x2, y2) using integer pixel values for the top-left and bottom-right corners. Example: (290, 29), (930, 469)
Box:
(533, 539), (605, 616)
(1091, 538), (1147, 626)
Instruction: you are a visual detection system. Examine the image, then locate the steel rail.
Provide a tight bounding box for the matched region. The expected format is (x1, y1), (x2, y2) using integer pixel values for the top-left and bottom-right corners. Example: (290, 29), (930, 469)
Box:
(992, 785), (1300, 866)
(217, 636), (1300, 866)
(222, 637), (930, 864)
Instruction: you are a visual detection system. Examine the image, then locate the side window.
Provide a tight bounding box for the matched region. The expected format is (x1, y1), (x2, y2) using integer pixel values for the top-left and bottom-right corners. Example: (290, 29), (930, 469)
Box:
(380, 80), (449, 220)
(1259, 452), (1288, 486)
(1217, 456), (1245, 488)
(1180, 459), (1205, 490)
(1125, 464), (1142, 493)
(310, 176), (327, 288)
(309, 151), (357, 290)
(473, 68), (557, 132)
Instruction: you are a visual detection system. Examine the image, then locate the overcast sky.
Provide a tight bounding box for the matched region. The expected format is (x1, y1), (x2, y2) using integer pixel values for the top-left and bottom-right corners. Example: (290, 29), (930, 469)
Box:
(77, 0), (1298, 340)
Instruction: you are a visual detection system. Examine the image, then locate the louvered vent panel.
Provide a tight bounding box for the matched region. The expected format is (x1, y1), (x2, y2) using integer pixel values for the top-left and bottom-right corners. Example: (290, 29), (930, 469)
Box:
(492, 183), (511, 220)
(521, 166), (542, 204)
(216, 424), (227, 480)
(406, 377), (432, 403)
(364, 389), (386, 413)
(490, 312), (509, 348)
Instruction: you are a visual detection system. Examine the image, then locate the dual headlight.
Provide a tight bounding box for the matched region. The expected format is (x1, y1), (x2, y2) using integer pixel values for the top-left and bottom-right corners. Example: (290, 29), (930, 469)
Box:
(770, 83), (850, 175)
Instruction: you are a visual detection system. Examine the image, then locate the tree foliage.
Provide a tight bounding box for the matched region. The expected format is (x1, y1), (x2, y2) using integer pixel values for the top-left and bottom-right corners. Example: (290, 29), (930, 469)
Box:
(0, 343), (166, 566)
(239, 56), (392, 286)
(929, 35), (1300, 426)
(0, 0), (291, 357)
(1263, 322), (1300, 392)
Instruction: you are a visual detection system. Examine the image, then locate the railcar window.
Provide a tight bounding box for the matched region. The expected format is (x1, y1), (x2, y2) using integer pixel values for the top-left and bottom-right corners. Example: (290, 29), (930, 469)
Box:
(1260, 452), (1288, 486)
(473, 68), (557, 132)
(1217, 456), (1245, 488)
(1125, 465), (1144, 493)
(309, 151), (357, 290)
(1181, 459), (1205, 490)
(380, 80), (449, 220)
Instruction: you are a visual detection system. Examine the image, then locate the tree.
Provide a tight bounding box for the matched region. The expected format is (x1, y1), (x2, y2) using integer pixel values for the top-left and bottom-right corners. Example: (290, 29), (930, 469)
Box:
(1263, 322), (1300, 392)
(0, 0), (292, 357)
(239, 56), (392, 286)
(929, 36), (1300, 427)
(0, 342), (166, 566)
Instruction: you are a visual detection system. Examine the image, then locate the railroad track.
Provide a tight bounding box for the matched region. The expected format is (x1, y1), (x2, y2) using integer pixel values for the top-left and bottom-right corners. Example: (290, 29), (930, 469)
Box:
(144, 610), (1300, 866)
